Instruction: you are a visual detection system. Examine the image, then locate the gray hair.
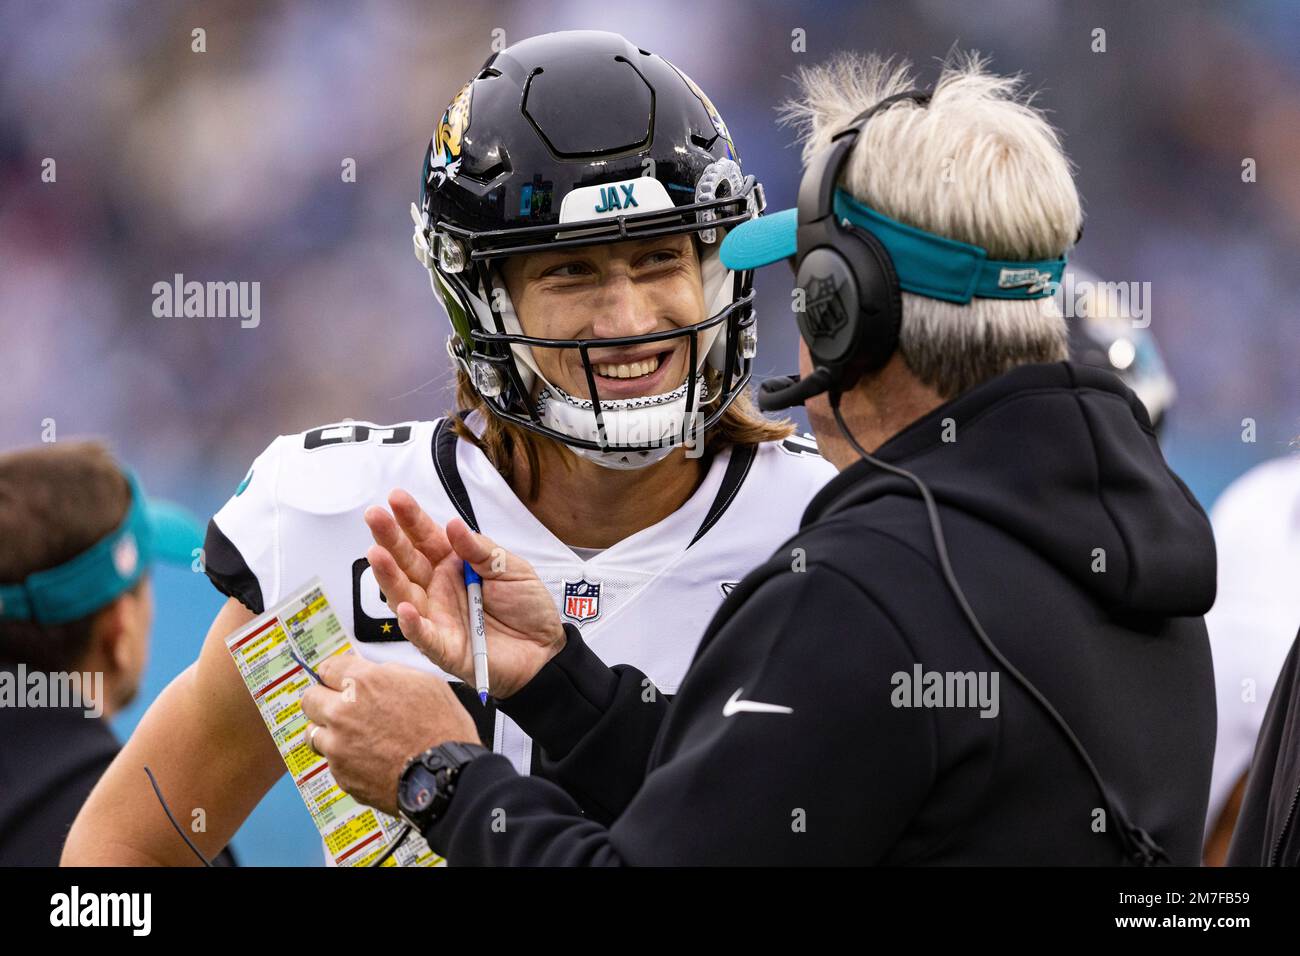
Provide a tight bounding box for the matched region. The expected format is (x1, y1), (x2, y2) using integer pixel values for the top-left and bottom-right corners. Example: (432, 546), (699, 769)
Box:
(780, 51), (1082, 398)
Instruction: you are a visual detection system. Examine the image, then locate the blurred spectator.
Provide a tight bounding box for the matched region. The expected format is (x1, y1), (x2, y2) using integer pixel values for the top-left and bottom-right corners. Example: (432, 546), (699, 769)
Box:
(1226, 623), (1300, 866)
(1202, 452), (1300, 864)
(0, 440), (235, 865)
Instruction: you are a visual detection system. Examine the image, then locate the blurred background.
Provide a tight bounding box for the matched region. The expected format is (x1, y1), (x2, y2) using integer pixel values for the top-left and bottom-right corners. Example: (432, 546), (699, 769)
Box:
(1, 0), (1297, 864)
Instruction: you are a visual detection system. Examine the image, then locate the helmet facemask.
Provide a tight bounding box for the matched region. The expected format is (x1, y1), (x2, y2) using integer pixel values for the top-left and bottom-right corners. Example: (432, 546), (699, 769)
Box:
(415, 161), (764, 470)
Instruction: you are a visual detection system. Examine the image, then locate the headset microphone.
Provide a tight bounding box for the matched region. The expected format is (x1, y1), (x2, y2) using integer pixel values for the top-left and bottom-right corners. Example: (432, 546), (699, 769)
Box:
(757, 367), (834, 412)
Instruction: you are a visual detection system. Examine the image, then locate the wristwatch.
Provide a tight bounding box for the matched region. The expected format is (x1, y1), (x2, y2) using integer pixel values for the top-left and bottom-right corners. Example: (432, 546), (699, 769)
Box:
(396, 741), (490, 832)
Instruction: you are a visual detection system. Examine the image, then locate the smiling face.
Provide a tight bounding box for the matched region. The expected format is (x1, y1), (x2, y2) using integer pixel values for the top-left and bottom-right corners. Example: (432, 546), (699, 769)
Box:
(499, 233), (708, 401)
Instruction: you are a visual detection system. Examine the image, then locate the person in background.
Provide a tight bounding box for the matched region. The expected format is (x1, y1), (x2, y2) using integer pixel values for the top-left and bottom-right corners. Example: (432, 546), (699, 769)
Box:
(1057, 265), (1177, 437)
(0, 440), (235, 866)
(1226, 606), (1300, 865)
(1057, 263), (1298, 865)
(1202, 451), (1300, 863)
(1226, 619), (1300, 865)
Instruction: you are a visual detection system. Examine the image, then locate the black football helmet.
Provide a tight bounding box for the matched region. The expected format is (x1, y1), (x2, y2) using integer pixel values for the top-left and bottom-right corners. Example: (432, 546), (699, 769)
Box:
(412, 30), (765, 468)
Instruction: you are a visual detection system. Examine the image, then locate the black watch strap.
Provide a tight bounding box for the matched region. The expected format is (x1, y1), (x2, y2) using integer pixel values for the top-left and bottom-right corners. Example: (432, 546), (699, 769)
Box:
(431, 740), (490, 768)
(398, 741), (489, 832)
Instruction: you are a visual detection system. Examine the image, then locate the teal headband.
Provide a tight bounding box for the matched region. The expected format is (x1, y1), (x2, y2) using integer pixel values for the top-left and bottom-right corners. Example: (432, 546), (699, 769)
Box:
(0, 469), (203, 625)
(720, 188), (1068, 304)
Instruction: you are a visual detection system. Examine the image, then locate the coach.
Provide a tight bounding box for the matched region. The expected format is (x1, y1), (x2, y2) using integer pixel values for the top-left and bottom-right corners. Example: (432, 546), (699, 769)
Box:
(302, 52), (1217, 865)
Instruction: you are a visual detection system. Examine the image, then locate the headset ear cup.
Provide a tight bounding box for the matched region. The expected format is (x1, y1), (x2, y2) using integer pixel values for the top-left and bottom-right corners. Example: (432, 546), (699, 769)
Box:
(841, 225), (902, 374)
(793, 245), (861, 370)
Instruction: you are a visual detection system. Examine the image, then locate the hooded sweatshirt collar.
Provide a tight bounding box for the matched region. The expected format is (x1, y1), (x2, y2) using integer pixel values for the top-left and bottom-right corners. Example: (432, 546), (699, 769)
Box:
(804, 361), (1215, 616)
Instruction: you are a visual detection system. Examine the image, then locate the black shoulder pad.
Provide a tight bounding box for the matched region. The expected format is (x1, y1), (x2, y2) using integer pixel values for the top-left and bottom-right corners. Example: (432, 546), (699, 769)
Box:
(202, 518), (265, 615)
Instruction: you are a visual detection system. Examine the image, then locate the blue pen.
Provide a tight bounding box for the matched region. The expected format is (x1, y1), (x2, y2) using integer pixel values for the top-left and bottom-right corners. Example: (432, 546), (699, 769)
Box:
(464, 561), (490, 705)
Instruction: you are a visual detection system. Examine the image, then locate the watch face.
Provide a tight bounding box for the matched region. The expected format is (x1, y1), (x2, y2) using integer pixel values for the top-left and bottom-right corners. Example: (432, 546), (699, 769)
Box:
(400, 767), (435, 814)
(399, 745), (484, 825)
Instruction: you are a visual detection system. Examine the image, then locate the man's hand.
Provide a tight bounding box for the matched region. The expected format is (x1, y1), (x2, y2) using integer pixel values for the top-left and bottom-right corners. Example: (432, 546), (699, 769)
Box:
(300, 652), (479, 816)
(364, 488), (566, 699)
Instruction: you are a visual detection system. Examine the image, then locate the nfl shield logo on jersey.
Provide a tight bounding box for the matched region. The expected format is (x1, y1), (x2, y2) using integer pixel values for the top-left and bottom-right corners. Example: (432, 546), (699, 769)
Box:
(563, 579), (601, 623)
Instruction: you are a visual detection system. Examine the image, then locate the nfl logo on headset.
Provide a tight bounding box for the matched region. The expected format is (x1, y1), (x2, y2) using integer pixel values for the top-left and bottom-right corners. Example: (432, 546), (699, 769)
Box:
(804, 273), (848, 337)
(563, 579), (601, 623)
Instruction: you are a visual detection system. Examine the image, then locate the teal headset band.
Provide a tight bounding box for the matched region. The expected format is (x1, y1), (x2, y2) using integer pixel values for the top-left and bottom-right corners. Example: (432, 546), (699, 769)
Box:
(833, 189), (1067, 303)
(0, 469), (154, 625)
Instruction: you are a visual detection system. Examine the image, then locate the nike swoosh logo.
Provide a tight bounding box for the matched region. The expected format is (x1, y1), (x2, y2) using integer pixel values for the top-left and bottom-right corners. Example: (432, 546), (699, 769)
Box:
(723, 688), (793, 717)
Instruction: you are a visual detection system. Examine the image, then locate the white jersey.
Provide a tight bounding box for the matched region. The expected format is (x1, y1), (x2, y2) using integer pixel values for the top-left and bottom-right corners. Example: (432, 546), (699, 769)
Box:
(1204, 454), (1300, 830)
(205, 414), (836, 777)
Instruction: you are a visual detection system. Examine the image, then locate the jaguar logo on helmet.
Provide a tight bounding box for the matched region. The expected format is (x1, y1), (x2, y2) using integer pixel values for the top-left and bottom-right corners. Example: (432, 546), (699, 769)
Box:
(667, 61), (737, 162)
(427, 81), (472, 188)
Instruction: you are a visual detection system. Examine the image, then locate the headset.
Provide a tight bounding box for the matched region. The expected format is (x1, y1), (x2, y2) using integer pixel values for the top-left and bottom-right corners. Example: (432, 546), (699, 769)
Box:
(759, 89), (927, 412)
(761, 89), (1169, 866)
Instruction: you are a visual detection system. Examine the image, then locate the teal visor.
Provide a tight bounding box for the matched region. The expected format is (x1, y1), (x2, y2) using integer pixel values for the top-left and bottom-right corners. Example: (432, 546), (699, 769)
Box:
(720, 189), (1067, 303)
(0, 470), (204, 625)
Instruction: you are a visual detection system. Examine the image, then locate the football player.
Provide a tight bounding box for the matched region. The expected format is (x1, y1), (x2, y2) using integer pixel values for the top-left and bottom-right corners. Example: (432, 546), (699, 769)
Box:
(63, 30), (834, 865)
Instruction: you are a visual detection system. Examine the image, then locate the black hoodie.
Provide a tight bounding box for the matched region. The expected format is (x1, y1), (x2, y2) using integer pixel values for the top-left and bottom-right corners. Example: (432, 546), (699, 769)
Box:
(425, 361), (1218, 865)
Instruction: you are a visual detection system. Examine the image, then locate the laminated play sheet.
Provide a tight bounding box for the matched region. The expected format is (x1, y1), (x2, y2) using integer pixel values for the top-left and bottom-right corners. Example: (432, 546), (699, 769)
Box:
(225, 576), (442, 867)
